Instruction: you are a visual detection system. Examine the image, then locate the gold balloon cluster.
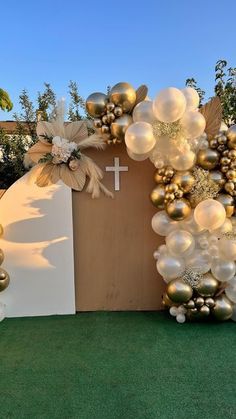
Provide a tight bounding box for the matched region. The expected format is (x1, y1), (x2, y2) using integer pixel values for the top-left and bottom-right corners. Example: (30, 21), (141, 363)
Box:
(0, 225), (10, 293)
(198, 124), (236, 203)
(150, 166), (194, 220)
(163, 272), (233, 321)
(86, 82), (147, 144)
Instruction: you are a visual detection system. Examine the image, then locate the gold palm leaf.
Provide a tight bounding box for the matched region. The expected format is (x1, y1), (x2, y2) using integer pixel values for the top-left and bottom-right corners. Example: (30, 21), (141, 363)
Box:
(199, 96), (222, 138)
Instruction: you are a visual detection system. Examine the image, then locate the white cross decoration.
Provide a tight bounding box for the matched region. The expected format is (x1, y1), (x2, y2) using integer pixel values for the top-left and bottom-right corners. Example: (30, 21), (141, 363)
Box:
(105, 157), (128, 191)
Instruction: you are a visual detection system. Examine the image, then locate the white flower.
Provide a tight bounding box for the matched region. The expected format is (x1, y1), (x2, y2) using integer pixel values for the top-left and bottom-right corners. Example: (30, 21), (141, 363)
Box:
(51, 136), (78, 163)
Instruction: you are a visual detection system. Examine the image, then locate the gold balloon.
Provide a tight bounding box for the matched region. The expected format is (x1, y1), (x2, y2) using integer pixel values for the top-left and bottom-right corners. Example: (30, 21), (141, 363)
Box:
(209, 171), (225, 188)
(86, 92), (108, 117)
(197, 273), (219, 297)
(162, 292), (175, 308)
(150, 185), (166, 209)
(195, 297), (205, 307)
(167, 278), (193, 303)
(216, 194), (235, 217)
(110, 114), (133, 142)
(205, 297), (215, 308)
(109, 82), (136, 112)
(0, 268), (10, 292)
(197, 149), (220, 170)
(199, 305), (210, 316)
(154, 170), (163, 184)
(0, 249), (4, 265)
(172, 171), (195, 193)
(227, 125), (236, 149)
(166, 198), (191, 221)
(212, 294), (233, 321)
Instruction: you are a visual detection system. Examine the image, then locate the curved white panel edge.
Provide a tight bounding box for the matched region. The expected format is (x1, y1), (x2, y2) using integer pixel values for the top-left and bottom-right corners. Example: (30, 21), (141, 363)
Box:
(0, 173), (76, 317)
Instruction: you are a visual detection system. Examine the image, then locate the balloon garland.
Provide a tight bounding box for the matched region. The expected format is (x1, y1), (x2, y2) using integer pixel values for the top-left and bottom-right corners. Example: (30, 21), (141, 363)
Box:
(0, 224), (9, 321)
(87, 82), (236, 323)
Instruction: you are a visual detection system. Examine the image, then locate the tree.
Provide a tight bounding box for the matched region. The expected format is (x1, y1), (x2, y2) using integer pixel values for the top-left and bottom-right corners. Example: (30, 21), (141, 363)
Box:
(0, 88), (13, 112)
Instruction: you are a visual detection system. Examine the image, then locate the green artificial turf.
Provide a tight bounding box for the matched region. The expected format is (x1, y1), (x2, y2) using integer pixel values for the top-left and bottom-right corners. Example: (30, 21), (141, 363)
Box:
(0, 312), (236, 419)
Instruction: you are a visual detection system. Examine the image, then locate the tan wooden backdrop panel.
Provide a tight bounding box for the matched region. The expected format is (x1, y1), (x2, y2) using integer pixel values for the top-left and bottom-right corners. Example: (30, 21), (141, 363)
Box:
(72, 145), (165, 311)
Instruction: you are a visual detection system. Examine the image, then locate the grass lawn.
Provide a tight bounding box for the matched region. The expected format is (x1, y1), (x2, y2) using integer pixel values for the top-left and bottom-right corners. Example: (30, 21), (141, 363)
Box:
(1, 311), (236, 419)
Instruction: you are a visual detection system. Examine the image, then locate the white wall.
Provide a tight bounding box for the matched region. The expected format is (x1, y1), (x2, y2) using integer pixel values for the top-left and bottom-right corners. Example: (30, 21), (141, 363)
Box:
(0, 173), (75, 317)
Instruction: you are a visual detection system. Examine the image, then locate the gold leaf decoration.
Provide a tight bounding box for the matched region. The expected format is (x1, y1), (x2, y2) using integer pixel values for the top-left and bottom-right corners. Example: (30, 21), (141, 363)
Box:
(27, 142), (52, 163)
(59, 164), (83, 191)
(199, 96), (222, 138)
(36, 163), (55, 187)
(134, 85), (148, 107)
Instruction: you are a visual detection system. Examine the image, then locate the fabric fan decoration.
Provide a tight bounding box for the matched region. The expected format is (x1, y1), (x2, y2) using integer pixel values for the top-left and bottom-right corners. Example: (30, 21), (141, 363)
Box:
(25, 101), (113, 198)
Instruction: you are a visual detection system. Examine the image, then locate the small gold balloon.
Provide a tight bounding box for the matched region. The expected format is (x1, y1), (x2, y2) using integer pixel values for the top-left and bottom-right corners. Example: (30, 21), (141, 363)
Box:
(154, 170), (163, 184)
(0, 268), (10, 292)
(102, 115), (108, 125)
(197, 149), (220, 170)
(197, 273), (219, 297)
(106, 102), (115, 112)
(184, 299), (195, 309)
(166, 198), (191, 221)
(93, 118), (102, 129)
(167, 279), (193, 304)
(114, 106), (123, 117)
(216, 194), (235, 217)
(209, 171), (225, 188)
(150, 185), (166, 209)
(212, 294), (233, 321)
(0, 249), (4, 265)
(205, 297), (215, 308)
(199, 305), (210, 316)
(227, 125), (236, 149)
(172, 171), (195, 193)
(195, 297), (205, 307)
(86, 92), (108, 117)
(162, 293), (175, 308)
(110, 114), (133, 142)
(101, 125), (110, 134)
(106, 112), (115, 123)
(109, 82), (136, 112)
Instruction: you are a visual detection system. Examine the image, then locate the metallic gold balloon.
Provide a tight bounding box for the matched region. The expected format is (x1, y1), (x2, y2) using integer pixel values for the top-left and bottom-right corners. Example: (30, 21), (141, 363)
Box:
(195, 297), (205, 307)
(167, 278), (193, 303)
(86, 92), (108, 117)
(0, 249), (4, 265)
(154, 170), (163, 184)
(0, 268), (10, 292)
(162, 292), (175, 307)
(199, 305), (210, 316)
(166, 198), (191, 221)
(110, 114), (133, 142)
(101, 125), (110, 134)
(197, 273), (219, 297)
(106, 102), (115, 112)
(150, 185), (166, 209)
(209, 171), (225, 188)
(205, 297), (215, 308)
(184, 299), (195, 309)
(212, 294), (233, 321)
(109, 82), (136, 112)
(172, 171), (195, 193)
(227, 125), (236, 149)
(94, 118), (102, 128)
(197, 149), (220, 170)
(216, 194), (235, 217)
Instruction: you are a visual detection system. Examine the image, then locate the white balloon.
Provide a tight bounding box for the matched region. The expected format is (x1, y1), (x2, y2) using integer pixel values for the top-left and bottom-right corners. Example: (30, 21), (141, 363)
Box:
(125, 122), (156, 154)
(219, 236), (236, 260)
(181, 110), (206, 139)
(181, 213), (205, 235)
(169, 150), (196, 170)
(225, 277), (236, 303)
(213, 218), (232, 239)
(126, 147), (150, 161)
(211, 258), (236, 282)
(156, 253), (185, 280)
(194, 199), (226, 231)
(170, 306), (178, 316)
(176, 313), (186, 323)
(181, 87), (200, 111)
(133, 101), (156, 124)
(151, 211), (179, 236)
(186, 250), (212, 274)
(166, 229), (195, 257)
(153, 87), (186, 123)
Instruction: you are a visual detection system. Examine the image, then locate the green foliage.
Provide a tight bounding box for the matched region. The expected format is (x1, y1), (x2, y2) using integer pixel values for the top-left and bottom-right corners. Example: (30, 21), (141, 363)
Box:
(68, 80), (85, 121)
(185, 78), (205, 105)
(0, 88), (13, 112)
(214, 60), (236, 125)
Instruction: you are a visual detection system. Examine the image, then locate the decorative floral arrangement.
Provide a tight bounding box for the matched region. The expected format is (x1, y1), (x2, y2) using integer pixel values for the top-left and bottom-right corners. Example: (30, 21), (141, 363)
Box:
(25, 101), (113, 198)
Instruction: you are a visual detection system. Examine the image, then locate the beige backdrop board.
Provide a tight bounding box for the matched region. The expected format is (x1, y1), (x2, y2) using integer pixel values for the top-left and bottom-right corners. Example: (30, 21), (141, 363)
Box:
(73, 145), (165, 311)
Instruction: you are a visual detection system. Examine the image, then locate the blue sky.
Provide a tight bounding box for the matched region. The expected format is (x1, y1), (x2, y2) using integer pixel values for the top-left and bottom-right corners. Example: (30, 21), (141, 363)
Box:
(1, 0), (236, 118)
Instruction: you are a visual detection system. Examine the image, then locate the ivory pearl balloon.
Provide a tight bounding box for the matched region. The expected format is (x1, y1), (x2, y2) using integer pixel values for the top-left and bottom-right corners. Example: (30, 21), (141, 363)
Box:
(180, 213), (205, 235)
(126, 148), (150, 161)
(186, 250), (212, 274)
(181, 110), (206, 139)
(225, 277), (236, 303)
(169, 150), (196, 171)
(219, 237), (236, 260)
(166, 229), (195, 257)
(212, 294), (233, 320)
(153, 87), (186, 123)
(194, 199), (226, 231)
(151, 211), (179, 236)
(211, 258), (236, 282)
(157, 254), (185, 281)
(133, 101), (156, 124)
(213, 218), (232, 238)
(125, 122), (156, 154)
(181, 87), (200, 111)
